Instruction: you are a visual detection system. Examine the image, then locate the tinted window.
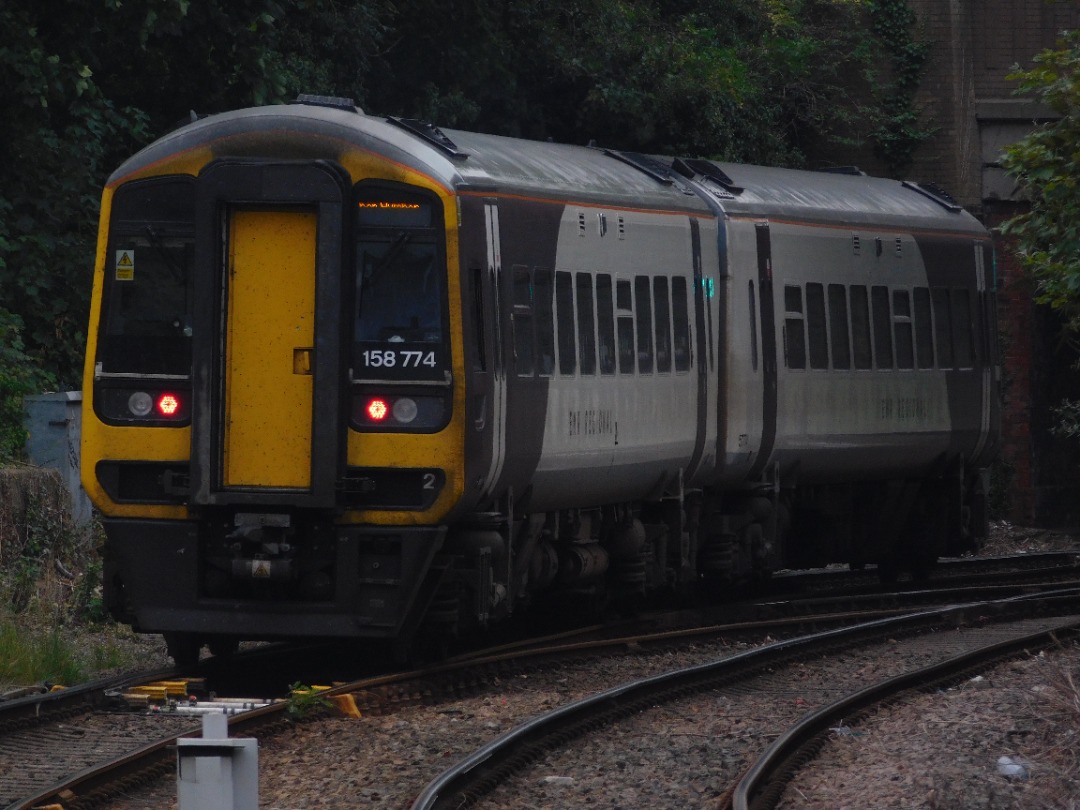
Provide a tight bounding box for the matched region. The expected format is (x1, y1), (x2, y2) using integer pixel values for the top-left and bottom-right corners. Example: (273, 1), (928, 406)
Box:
(512, 266), (533, 376)
(828, 284), (850, 369)
(100, 177), (197, 376)
(354, 186), (445, 365)
(596, 274), (616, 374)
(617, 280), (635, 373)
(850, 285), (872, 369)
(871, 285), (893, 368)
(806, 283), (828, 370)
(784, 285), (806, 370)
(635, 276), (653, 373)
(654, 277), (672, 372)
(932, 287), (953, 368)
(892, 289), (914, 369)
(672, 277), (690, 371)
(557, 271), (576, 374)
(914, 287), (934, 368)
(576, 272), (596, 375)
(952, 288), (975, 368)
(535, 269), (554, 376)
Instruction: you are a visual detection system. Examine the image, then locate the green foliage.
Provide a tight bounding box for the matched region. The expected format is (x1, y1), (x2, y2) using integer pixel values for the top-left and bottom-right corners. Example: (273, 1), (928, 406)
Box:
(286, 682), (332, 718)
(0, 309), (55, 463)
(999, 31), (1080, 440)
(1000, 30), (1080, 333)
(858, 0), (934, 176)
(367, 0), (872, 166)
(0, 620), (86, 686)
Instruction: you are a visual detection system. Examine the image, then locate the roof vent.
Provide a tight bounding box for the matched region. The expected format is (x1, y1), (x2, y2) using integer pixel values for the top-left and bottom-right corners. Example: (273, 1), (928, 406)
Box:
(902, 180), (962, 212)
(817, 165), (866, 176)
(386, 116), (468, 159)
(292, 94), (361, 113)
(672, 157), (743, 194)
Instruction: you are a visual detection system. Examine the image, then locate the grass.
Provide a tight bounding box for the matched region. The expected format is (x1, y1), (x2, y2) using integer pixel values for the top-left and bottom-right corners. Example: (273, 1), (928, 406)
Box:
(0, 617), (86, 686)
(0, 611), (158, 690)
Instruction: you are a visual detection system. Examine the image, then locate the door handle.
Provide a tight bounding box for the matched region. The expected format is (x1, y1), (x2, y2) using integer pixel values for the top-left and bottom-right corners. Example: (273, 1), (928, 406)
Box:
(293, 348), (313, 375)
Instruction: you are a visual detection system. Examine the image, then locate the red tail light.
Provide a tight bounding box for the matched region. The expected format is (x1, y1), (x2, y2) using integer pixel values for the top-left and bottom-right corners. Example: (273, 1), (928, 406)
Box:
(157, 393), (181, 416)
(366, 398), (389, 421)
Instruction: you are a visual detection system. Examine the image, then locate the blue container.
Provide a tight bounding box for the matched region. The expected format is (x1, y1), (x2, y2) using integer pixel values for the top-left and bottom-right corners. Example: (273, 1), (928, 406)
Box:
(23, 391), (92, 524)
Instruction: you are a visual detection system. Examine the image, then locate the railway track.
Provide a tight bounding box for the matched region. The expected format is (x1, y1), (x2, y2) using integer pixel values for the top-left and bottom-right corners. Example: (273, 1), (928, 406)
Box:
(4, 557), (1079, 809)
(414, 593), (1080, 809)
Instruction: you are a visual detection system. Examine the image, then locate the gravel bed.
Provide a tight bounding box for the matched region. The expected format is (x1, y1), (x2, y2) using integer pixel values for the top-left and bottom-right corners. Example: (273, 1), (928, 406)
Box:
(98, 620), (1080, 810)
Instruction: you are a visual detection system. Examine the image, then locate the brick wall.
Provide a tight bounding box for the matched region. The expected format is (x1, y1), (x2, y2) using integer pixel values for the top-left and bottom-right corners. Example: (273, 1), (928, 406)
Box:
(985, 208), (1036, 523)
(906, 1), (1080, 527)
(907, 0), (1078, 208)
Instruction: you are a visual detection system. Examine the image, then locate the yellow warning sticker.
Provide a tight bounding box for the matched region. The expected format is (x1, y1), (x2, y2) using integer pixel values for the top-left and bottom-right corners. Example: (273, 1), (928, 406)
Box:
(251, 561), (271, 579)
(115, 250), (135, 281)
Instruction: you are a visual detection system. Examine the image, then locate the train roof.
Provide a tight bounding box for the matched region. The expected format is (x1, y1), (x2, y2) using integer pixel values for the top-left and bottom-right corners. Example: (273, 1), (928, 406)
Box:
(110, 101), (987, 236)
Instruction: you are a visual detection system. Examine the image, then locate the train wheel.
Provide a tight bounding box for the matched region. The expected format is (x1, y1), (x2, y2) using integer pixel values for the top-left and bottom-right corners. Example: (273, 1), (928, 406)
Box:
(164, 632), (203, 667)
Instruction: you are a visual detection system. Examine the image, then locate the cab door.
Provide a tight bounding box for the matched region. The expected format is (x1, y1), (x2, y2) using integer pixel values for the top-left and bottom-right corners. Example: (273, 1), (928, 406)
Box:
(190, 160), (349, 508)
(223, 209), (317, 489)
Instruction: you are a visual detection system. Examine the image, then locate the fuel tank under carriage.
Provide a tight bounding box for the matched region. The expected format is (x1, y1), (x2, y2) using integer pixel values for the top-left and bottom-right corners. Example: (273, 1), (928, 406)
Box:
(81, 97), (998, 664)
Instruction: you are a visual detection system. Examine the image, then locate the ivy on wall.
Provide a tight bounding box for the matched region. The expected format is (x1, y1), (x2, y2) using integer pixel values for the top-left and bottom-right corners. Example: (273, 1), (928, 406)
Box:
(862, 0), (934, 177)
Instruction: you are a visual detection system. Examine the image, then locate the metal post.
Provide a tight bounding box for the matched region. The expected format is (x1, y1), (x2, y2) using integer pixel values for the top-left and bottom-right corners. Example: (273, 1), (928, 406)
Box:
(177, 712), (258, 810)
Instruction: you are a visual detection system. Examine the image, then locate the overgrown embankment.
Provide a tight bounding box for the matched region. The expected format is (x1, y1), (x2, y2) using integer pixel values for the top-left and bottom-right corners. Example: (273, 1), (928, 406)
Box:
(0, 464), (136, 686)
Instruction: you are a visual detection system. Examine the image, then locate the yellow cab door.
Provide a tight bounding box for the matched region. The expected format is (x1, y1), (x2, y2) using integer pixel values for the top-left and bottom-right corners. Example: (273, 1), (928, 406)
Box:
(224, 209), (316, 488)
(190, 160), (347, 508)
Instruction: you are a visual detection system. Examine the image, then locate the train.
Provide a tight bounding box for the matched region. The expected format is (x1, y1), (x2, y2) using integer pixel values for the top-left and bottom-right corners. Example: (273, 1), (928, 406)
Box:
(81, 95), (999, 664)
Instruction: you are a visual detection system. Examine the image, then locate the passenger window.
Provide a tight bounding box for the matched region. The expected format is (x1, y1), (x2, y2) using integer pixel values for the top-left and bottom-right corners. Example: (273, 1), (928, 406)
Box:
(806, 283), (828, 370)
(654, 277), (672, 372)
(784, 284), (806, 370)
(952, 288), (975, 368)
(556, 271), (576, 375)
(535, 269), (554, 376)
(913, 287), (934, 368)
(871, 285), (893, 369)
(850, 285), (872, 369)
(635, 276), (653, 374)
(672, 276), (690, 371)
(576, 272), (596, 375)
(932, 287), (953, 368)
(892, 289), (914, 369)
(512, 266), (534, 376)
(596, 274), (616, 375)
(827, 284), (850, 370)
(617, 279), (635, 373)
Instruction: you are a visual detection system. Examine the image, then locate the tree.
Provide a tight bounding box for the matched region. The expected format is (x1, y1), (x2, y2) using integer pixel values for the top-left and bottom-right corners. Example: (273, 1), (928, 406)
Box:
(367, 0), (873, 166)
(999, 30), (1080, 335)
(999, 30), (1080, 439)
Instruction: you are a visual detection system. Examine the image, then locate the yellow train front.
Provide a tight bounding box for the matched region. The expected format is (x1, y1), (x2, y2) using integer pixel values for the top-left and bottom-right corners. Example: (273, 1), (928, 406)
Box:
(82, 98), (490, 664)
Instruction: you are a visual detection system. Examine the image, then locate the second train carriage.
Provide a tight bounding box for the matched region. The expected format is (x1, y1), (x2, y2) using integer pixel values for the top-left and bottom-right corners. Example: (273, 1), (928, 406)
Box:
(81, 96), (998, 662)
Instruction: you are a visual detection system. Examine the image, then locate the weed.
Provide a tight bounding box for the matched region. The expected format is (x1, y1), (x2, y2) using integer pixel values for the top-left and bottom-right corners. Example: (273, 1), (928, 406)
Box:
(286, 682), (332, 719)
